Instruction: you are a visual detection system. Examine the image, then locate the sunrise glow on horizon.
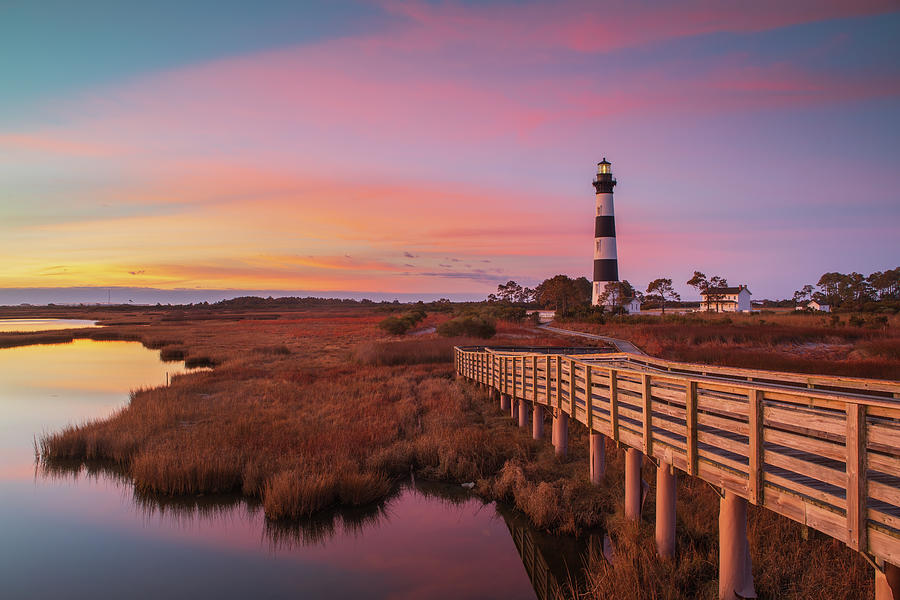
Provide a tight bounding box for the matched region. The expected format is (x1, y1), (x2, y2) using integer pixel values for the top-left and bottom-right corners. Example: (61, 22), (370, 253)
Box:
(2, 1), (899, 301)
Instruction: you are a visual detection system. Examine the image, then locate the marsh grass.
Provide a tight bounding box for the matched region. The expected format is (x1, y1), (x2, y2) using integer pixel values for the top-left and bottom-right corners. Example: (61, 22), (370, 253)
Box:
(564, 312), (900, 379)
(353, 337), (462, 365)
(159, 348), (186, 361)
(0, 331), (76, 348)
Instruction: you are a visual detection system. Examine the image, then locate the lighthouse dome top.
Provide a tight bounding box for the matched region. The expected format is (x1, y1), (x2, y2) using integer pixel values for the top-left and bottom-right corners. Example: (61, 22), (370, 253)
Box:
(597, 158), (611, 174)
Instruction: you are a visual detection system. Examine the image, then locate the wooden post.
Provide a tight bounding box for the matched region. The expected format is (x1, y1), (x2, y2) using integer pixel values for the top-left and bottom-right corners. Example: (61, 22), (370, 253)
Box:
(533, 404), (544, 439)
(494, 354), (499, 390)
(656, 460), (676, 559)
(609, 370), (619, 442)
(516, 356), (522, 399)
(504, 356), (509, 396)
(545, 355), (551, 405)
(586, 365), (594, 431)
(553, 411), (568, 457)
(511, 356), (517, 402)
(847, 403), (867, 552)
(875, 561), (900, 600)
(556, 356), (562, 409)
(625, 448), (642, 521)
(531, 355), (538, 402)
(590, 431), (606, 484)
(748, 389), (764, 505)
(642, 373), (652, 455)
(568, 359), (576, 417)
(686, 380), (698, 476)
(719, 492), (755, 599)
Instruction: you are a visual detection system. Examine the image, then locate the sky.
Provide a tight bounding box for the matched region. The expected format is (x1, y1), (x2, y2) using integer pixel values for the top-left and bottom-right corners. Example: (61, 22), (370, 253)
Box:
(2, 0), (899, 303)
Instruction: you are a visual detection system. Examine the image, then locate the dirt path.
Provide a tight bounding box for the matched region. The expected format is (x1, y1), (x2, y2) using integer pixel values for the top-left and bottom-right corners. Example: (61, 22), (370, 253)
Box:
(537, 324), (646, 355)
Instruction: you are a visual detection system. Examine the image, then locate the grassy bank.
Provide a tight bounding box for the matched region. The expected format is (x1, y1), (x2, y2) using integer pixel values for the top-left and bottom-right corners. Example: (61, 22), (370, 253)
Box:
(558, 311), (900, 380)
(17, 305), (877, 597)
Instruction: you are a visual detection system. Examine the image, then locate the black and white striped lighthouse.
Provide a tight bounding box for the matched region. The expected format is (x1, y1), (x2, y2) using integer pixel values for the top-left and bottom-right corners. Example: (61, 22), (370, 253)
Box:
(591, 158), (618, 306)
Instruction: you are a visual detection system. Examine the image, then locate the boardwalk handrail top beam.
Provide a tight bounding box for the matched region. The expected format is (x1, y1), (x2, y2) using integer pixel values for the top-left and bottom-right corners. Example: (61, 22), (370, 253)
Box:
(585, 353), (900, 409)
(594, 351), (900, 398)
(457, 345), (900, 406)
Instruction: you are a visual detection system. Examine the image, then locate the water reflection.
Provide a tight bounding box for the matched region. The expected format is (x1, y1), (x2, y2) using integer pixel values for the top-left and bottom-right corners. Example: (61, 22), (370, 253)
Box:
(2, 339), (597, 599)
(0, 340), (192, 471)
(0, 318), (99, 332)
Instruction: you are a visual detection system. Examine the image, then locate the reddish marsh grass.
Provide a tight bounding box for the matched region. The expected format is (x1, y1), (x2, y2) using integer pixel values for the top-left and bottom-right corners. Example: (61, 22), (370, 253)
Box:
(564, 312), (900, 379)
(354, 337), (473, 365)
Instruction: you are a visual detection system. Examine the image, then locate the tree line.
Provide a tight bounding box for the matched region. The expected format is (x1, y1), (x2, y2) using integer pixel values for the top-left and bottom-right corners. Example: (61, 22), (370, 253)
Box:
(794, 268), (900, 310)
(486, 276), (684, 314)
(487, 266), (900, 314)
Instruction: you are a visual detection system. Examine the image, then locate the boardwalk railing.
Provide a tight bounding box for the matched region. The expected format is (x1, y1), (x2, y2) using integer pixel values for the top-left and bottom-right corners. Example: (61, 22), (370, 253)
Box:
(455, 345), (900, 572)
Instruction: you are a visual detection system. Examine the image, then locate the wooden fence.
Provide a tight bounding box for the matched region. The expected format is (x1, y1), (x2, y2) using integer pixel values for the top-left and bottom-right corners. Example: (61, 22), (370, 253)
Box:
(455, 346), (900, 567)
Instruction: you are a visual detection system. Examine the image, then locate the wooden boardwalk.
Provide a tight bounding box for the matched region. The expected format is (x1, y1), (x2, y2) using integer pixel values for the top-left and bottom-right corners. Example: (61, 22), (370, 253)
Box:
(455, 345), (900, 568)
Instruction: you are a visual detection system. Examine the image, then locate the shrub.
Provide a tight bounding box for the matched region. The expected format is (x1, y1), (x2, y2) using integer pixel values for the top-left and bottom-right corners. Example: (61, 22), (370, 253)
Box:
(377, 309), (428, 335)
(378, 316), (411, 335)
(556, 305), (607, 324)
(437, 315), (496, 338)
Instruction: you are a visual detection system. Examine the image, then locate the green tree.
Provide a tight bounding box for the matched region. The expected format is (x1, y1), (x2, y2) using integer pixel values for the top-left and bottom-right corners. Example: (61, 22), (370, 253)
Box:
(574, 277), (592, 305)
(646, 278), (681, 314)
(495, 280), (523, 303)
(793, 284), (814, 306)
(598, 280), (637, 312)
(687, 271), (709, 310)
(535, 275), (580, 312)
(687, 272), (729, 311)
(816, 272), (845, 305)
(869, 268), (900, 299)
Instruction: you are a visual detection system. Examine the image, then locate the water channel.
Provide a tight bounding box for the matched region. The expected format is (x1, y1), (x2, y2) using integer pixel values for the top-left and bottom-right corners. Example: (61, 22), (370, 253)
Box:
(0, 327), (592, 599)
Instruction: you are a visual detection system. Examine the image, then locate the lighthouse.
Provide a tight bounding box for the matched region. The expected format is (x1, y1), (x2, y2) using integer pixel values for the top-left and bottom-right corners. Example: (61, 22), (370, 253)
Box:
(591, 158), (618, 306)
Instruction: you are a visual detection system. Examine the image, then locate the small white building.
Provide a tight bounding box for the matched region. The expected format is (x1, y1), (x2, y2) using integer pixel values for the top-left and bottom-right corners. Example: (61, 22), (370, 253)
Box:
(807, 301), (830, 312)
(700, 285), (752, 313)
(624, 297), (641, 314)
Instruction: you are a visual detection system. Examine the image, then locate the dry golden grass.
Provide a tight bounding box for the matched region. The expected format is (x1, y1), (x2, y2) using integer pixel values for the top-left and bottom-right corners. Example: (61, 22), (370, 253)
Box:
(354, 337), (463, 365)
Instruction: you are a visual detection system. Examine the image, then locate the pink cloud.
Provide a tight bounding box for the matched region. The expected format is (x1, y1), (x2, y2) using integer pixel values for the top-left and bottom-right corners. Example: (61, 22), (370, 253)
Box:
(12, 26), (895, 173)
(374, 0), (896, 54)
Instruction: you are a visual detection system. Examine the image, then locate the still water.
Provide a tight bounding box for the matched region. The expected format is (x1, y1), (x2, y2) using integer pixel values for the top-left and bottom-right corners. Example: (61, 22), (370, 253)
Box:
(0, 339), (587, 599)
(0, 318), (99, 332)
